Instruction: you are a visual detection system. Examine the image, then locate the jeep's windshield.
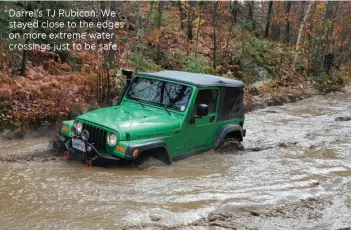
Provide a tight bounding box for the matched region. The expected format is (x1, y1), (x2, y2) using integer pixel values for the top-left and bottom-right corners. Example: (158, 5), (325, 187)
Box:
(126, 76), (193, 112)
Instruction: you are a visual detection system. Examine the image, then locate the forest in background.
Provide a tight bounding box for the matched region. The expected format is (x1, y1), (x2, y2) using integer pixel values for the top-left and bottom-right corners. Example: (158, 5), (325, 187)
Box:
(0, 1), (350, 137)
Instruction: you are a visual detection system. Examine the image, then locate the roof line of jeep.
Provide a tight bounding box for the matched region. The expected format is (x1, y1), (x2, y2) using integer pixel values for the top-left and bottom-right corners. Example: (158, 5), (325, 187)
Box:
(138, 70), (244, 88)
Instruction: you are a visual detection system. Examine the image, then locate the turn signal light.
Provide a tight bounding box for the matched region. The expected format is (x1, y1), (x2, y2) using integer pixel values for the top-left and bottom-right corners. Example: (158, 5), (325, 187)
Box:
(61, 125), (69, 132)
(117, 145), (125, 153)
(132, 149), (139, 157)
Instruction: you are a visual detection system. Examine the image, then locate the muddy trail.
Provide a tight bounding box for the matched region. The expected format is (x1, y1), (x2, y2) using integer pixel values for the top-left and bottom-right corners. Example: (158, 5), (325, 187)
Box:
(0, 90), (350, 230)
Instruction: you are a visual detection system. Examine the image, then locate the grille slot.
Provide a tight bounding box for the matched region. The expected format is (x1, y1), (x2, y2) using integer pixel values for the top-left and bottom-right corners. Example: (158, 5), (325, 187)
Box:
(82, 123), (107, 151)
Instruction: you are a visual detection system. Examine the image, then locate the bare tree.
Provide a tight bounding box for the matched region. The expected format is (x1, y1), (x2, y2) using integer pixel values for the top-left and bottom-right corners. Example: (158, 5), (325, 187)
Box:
(21, 2), (41, 75)
(293, 1), (313, 73)
(177, 1), (186, 29)
(195, 2), (203, 55)
(271, 1), (282, 41)
(135, 1), (141, 40)
(226, 1), (239, 52)
(264, 1), (273, 38)
(187, 1), (196, 42)
(247, 1), (255, 31)
(156, 1), (164, 64)
(284, 1), (292, 43)
(212, 1), (219, 69)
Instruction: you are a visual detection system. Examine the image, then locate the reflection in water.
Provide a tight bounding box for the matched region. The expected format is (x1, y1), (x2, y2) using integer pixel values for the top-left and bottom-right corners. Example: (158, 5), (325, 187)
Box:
(0, 91), (350, 229)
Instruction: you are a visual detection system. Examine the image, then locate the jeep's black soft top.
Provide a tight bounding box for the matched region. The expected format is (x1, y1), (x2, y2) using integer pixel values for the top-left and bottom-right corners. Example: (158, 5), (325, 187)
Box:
(138, 70), (244, 88)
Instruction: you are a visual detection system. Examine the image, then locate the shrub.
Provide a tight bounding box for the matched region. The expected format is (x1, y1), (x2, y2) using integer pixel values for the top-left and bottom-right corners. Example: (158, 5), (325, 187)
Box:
(311, 71), (345, 93)
(234, 38), (282, 81)
(131, 52), (159, 72)
(161, 50), (186, 70)
(184, 54), (210, 74)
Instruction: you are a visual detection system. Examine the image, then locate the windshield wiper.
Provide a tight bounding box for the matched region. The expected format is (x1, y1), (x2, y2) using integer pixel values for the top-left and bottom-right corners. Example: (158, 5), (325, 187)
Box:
(131, 97), (145, 108)
(162, 104), (171, 115)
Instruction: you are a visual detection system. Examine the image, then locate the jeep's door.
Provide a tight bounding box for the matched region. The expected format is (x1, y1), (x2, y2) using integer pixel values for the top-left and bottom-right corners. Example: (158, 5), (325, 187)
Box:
(185, 88), (219, 152)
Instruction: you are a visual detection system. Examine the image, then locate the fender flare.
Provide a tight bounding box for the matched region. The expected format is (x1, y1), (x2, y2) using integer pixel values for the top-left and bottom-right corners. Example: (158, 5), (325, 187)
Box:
(125, 139), (172, 164)
(213, 125), (245, 150)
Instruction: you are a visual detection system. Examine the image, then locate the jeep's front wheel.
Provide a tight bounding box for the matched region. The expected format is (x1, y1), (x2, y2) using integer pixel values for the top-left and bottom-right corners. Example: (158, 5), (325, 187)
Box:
(52, 135), (67, 156)
(217, 137), (244, 153)
(133, 148), (170, 170)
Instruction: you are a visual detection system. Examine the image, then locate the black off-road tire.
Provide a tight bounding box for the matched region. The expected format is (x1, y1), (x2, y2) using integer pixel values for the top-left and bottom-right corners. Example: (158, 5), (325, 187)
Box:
(52, 135), (67, 156)
(217, 137), (244, 153)
(134, 155), (167, 170)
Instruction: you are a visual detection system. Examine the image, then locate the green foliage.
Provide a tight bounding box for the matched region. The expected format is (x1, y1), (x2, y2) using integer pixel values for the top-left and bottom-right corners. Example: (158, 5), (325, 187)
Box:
(311, 71), (345, 93)
(237, 20), (254, 32)
(66, 54), (81, 71)
(234, 38), (282, 81)
(56, 50), (70, 63)
(131, 52), (159, 72)
(185, 54), (207, 73)
(161, 50), (186, 70)
(0, 97), (11, 114)
(245, 38), (270, 53)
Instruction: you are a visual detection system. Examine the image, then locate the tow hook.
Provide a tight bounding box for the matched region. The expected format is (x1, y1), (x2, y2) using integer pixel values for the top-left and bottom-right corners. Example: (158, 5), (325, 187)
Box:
(86, 160), (93, 167)
(63, 151), (70, 160)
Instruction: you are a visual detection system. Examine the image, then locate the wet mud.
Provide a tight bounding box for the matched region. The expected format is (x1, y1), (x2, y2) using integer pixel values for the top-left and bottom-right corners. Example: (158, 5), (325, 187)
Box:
(0, 89), (350, 230)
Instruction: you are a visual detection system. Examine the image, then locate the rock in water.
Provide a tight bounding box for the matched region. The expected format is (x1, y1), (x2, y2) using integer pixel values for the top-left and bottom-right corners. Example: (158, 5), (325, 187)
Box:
(335, 117), (351, 121)
(149, 214), (161, 222)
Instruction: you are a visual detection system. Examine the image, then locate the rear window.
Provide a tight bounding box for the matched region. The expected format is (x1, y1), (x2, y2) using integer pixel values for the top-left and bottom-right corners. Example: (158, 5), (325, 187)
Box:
(218, 87), (243, 121)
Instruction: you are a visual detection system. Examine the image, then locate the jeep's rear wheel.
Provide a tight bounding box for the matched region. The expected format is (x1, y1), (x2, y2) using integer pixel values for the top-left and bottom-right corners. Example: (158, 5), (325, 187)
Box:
(217, 137), (244, 153)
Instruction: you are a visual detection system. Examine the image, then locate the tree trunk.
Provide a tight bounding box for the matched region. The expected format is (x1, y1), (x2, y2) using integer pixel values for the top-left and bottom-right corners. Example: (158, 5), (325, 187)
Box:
(293, 1), (313, 73)
(108, 1), (119, 69)
(271, 1), (282, 41)
(195, 3), (202, 55)
(212, 1), (218, 69)
(156, 1), (163, 64)
(247, 1), (256, 32)
(136, 0), (141, 40)
(177, 1), (186, 30)
(264, 1), (273, 38)
(20, 40), (30, 76)
(284, 1), (292, 43)
(21, 3), (40, 75)
(226, 1), (239, 51)
(187, 1), (196, 41)
(325, 1), (338, 52)
(143, 2), (154, 34)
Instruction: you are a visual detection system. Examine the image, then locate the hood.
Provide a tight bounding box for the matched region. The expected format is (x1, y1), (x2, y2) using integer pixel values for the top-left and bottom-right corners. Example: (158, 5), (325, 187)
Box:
(77, 101), (183, 140)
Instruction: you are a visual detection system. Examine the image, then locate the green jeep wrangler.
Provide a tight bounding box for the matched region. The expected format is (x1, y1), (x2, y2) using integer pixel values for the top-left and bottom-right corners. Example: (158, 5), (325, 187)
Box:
(56, 70), (245, 166)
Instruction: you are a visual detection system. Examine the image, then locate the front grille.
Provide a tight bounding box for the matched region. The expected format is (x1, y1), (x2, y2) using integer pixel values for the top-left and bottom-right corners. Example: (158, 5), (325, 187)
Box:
(82, 123), (107, 151)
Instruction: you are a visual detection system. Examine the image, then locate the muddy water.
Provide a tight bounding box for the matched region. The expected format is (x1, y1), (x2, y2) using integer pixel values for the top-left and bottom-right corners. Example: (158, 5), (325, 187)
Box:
(0, 91), (350, 230)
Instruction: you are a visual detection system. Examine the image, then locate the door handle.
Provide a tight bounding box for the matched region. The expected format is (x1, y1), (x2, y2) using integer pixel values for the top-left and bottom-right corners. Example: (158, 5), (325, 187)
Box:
(210, 115), (215, 123)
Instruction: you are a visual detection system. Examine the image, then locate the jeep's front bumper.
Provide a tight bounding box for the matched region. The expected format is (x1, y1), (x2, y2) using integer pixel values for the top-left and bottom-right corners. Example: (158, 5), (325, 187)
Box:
(58, 134), (122, 162)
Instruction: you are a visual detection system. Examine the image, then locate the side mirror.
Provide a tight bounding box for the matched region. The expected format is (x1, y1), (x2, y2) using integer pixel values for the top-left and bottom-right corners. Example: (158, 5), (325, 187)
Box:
(197, 104), (208, 117)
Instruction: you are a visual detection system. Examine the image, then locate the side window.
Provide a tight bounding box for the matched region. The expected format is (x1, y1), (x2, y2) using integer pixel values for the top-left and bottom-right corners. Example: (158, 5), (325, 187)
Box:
(221, 87), (242, 120)
(194, 89), (218, 114)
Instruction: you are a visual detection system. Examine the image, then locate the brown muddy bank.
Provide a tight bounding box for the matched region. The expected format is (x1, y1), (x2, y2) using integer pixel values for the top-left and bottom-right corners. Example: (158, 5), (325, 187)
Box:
(244, 85), (317, 113)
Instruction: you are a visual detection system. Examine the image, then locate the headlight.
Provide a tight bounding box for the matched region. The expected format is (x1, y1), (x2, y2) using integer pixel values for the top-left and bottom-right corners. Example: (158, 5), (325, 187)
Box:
(107, 133), (118, 146)
(74, 121), (83, 134)
(81, 130), (89, 141)
(71, 126), (78, 137)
